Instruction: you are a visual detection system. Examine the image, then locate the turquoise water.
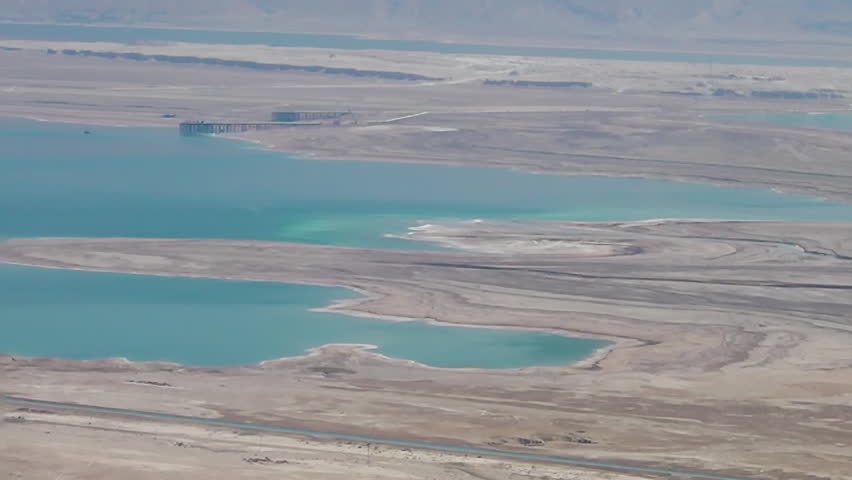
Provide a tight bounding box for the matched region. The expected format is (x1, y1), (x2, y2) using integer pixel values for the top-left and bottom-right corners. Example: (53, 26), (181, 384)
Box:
(0, 264), (607, 368)
(3, 118), (852, 368)
(3, 118), (852, 251)
(1, 22), (851, 68)
(713, 111), (852, 131)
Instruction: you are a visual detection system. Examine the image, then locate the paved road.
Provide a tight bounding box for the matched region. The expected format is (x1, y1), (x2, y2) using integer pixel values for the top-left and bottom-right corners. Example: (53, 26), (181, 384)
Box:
(3, 395), (758, 480)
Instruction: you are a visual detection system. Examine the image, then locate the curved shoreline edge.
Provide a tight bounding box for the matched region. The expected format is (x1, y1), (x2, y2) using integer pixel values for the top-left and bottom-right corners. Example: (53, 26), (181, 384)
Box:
(0, 257), (624, 372)
(1, 115), (847, 373)
(4, 113), (852, 204)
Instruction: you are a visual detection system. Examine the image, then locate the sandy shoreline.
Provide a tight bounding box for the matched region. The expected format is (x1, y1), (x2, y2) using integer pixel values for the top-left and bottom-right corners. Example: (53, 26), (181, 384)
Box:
(0, 255), (626, 372)
(220, 120), (852, 203)
(9, 109), (843, 209)
(5, 110), (852, 206)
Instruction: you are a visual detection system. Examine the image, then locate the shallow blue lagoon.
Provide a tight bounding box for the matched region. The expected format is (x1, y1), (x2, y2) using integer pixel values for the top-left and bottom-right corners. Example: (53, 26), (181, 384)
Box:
(712, 111), (852, 131)
(2, 118), (852, 368)
(2, 118), (851, 250)
(0, 264), (607, 368)
(2, 22), (851, 68)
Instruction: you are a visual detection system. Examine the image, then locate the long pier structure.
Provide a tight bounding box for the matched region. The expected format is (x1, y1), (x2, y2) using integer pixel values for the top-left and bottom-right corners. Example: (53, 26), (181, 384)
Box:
(271, 111), (350, 122)
(179, 121), (319, 136)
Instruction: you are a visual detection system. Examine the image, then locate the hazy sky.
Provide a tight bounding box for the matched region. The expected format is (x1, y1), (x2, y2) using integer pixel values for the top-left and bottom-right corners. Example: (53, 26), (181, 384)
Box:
(1, 0), (851, 44)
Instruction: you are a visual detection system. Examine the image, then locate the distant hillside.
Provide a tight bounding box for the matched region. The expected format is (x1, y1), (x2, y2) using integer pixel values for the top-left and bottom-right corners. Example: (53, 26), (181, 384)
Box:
(2, 0), (851, 47)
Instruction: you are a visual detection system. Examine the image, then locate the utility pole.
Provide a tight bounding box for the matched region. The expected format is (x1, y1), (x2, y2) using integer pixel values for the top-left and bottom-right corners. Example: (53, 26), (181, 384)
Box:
(366, 442), (372, 466)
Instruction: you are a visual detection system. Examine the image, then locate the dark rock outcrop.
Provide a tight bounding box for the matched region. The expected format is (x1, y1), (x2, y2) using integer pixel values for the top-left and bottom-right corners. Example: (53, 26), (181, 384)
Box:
(484, 79), (593, 88)
(52, 49), (442, 81)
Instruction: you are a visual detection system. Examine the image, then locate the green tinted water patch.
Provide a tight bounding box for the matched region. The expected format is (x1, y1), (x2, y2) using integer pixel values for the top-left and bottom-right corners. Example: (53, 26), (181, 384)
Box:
(274, 213), (427, 249)
(0, 265), (608, 368)
(524, 192), (844, 222)
(710, 111), (852, 131)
